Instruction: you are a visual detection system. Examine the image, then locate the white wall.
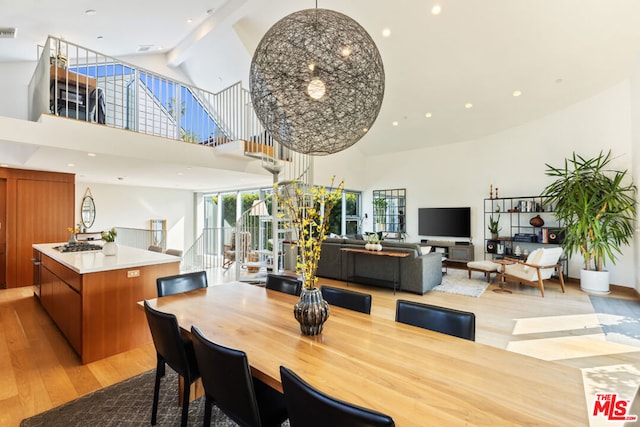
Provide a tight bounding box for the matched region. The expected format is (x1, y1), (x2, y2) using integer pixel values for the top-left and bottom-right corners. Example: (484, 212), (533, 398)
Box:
(316, 80), (637, 287)
(631, 57), (640, 292)
(74, 182), (195, 252)
(0, 62), (34, 120)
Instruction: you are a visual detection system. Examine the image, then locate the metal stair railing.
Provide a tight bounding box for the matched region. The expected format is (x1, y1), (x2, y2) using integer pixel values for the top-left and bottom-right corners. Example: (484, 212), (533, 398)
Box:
(181, 227), (233, 272)
(32, 36), (257, 147)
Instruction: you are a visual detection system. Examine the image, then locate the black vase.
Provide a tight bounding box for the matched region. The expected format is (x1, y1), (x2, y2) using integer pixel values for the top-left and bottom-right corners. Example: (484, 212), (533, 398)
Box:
(293, 287), (330, 335)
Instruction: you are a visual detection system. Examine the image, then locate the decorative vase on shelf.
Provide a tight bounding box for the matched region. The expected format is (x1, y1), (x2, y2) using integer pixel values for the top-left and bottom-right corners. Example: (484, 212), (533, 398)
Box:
(293, 287), (330, 336)
(529, 214), (544, 227)
(102, 241), (118, 256)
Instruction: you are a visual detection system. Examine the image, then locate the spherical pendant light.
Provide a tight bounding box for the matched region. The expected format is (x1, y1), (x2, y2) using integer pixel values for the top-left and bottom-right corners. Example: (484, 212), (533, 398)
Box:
(249, 8), (385, 156)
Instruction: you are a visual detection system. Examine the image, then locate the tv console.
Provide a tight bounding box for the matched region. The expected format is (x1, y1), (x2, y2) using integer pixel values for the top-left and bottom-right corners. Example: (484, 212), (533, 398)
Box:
(422, 240), (474, 269)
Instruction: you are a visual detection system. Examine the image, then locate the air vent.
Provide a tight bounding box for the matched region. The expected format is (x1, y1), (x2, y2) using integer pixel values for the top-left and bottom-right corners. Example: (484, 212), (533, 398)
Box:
(137, 44), (153, 52)
(0, 27), (17, 39)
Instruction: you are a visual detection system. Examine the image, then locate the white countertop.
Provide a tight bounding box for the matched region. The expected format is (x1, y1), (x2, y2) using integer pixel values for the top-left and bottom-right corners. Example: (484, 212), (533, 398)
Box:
(33, 243), (181, 274)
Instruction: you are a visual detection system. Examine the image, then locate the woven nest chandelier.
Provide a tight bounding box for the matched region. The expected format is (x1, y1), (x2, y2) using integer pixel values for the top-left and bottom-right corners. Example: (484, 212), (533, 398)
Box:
(249, 8), (385, 156)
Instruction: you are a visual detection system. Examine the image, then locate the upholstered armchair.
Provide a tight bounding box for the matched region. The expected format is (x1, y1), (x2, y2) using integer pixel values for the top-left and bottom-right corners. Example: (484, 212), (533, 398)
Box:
(501, 247), (565, 297)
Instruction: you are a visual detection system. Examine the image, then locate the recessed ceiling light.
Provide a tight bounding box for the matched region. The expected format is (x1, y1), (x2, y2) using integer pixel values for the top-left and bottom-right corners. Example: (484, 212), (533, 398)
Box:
(425, 112), (432, 118)
(431, 5), (442, 15)
(68, 163), (75, 167)
(186, 18), (193, 23)
(87, 153), (96, 157)
(85, 9), (97, 15)
(465, 103), (473, 109)
(177, 172), (184, 176)
(392, 121), (399, 126)
(512, 90), (522, 97)
(382, 28), (391, 38)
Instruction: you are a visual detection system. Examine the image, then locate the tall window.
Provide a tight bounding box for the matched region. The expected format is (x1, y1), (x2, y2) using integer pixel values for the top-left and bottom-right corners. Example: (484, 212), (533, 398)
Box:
(213, 192), (237, 228)
(328, 190), (361, 235)
(204, 188), (360, 236)
(345, 191), (360, 235)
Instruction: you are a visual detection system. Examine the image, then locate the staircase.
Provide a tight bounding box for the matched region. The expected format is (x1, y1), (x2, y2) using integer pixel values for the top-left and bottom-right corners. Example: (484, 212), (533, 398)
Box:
(32, 36), (315, 277)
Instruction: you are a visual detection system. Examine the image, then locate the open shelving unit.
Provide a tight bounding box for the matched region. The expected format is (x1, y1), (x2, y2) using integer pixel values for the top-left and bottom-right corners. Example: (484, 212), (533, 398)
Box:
(484, 196), (567, 275)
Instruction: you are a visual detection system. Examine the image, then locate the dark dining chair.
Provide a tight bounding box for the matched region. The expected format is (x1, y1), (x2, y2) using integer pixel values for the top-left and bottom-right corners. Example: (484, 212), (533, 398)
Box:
(191, 326), (288, 427)
(148, 245), (163, 253)
(320, 285), (372, 314)
(395, 300), (476, 341)
(156, 270), (208, 297)
(143, 301), (200, 427)
(265, 273), (302, 296)
(280, 366), (394, 427)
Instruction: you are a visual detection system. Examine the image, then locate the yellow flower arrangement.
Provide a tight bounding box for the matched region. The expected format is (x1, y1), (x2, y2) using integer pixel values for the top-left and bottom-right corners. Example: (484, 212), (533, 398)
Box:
(67, 226), (80, 233)
(276, 177), (344, 290)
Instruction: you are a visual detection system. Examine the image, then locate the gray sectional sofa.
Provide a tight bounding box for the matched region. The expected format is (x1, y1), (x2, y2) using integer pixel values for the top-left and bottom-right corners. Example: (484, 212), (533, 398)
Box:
(316, 238), (442, 294)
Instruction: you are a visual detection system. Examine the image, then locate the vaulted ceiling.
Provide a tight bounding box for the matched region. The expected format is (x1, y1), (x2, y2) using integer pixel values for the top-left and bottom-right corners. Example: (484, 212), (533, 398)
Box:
(3, 0), (640, 188)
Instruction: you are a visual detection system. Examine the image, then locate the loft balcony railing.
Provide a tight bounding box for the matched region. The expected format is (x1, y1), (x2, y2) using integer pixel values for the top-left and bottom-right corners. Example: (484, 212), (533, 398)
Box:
(28, 36), (310, 185)
(28, 37), (269, 150)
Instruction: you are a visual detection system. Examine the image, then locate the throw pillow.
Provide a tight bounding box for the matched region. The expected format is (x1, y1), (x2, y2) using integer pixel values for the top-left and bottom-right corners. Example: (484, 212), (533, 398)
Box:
(420, 246), (432, 255)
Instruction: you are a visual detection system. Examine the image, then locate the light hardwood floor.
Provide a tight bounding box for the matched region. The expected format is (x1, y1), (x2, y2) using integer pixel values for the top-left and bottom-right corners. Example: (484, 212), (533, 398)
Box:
(0, 272), (638, 426)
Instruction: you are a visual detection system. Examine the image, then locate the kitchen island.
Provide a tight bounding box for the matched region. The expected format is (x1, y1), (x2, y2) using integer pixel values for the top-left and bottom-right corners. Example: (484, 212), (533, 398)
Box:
(33, 243), (180, 363)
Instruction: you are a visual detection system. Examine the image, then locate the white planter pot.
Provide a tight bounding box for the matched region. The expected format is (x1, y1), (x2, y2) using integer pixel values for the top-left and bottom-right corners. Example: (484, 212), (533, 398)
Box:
(375, 243), (382, 251)
(365, 243), (372, 251)
(580, 269), (610, 295)
(102, 241), (118, 256)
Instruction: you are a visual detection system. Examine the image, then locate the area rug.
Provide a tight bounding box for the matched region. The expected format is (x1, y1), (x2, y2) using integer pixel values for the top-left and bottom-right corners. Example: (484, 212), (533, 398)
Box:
(431, 270), (489, 298)
(20, 369), (244, 426)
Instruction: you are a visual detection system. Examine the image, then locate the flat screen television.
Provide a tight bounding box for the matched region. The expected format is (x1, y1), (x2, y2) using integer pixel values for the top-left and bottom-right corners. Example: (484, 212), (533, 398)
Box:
(418, 207), (471, 238)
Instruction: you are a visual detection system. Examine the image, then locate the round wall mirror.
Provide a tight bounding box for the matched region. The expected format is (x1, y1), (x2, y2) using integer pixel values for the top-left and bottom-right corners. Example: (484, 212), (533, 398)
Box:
(81, 194), (96, 229)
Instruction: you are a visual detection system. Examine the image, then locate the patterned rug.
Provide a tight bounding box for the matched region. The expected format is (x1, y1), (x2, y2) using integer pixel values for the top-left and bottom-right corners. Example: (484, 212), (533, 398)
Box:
(20, 369), (250, 426)
(432, 270), (489, 298)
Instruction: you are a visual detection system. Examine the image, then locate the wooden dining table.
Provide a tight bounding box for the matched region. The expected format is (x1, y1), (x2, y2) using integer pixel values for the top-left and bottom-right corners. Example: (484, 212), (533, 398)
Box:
(145, 282), (588, 426)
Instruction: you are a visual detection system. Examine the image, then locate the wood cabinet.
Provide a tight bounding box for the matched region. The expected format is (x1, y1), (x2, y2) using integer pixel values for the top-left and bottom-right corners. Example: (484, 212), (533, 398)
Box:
(41, 254), (81, 353)
(36, 247), (180, 363)
(0, 167), (74, 288)
(424, 240), (474, 269)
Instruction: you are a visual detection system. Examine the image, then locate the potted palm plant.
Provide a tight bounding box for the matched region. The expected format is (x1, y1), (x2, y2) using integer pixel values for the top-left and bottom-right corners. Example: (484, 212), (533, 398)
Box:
(541, 150), (636, 294)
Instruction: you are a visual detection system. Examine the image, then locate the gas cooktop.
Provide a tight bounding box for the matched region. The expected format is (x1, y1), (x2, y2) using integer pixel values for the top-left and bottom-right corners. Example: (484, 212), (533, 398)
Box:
(54, 242), (103, 253)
